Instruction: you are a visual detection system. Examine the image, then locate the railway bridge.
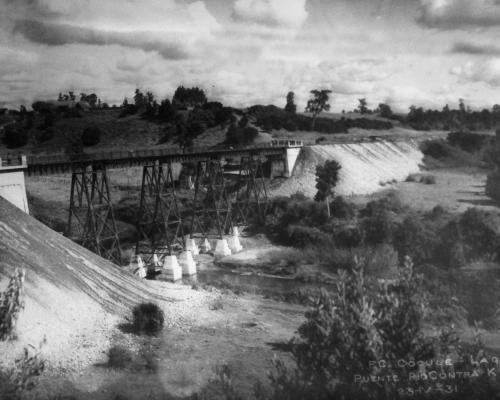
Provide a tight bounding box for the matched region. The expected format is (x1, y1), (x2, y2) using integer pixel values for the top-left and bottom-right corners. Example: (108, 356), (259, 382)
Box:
(0, 141), (302, 265)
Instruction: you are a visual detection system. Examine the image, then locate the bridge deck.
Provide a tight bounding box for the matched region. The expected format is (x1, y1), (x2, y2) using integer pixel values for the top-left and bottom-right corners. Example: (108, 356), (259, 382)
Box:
(16, 140), (303, 176)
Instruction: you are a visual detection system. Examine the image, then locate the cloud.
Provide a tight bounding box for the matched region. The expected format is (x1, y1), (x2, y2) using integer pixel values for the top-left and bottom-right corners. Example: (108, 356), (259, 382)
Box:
(417, 0), (500, 29)
(232, 0), (308, 28)
(451, 58), (500, 86)
(13, 20), (188, 60)
(450, 41), (500, 55)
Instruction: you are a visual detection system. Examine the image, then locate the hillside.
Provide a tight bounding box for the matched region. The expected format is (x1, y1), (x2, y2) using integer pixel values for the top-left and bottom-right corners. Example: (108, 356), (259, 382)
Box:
(0, 196), (212, 368)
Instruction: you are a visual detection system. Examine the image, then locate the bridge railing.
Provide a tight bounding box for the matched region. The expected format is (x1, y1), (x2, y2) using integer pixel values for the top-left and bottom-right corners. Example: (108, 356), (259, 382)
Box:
(24, 140), (304, 167)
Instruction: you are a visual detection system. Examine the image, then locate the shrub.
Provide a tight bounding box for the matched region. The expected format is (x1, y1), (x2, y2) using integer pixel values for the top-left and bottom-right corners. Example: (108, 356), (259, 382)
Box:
(447, 131), (487, 153)
(459, 208), (500, 262)
(0, 269), (25, 341)
(209, 296), (224, 311)
(329, 196), (356, 219)
(420, 139), (450, 159)
(362, 208), (396, 245)
(393, 215), (438, 266)
(264, 259), (434, 400)
(332, 223), (364, 248)
(286, 225), (331, 248)
(107, 345), (133, 369)
(2, 124), (28, 148)
(0, 344), (46, 399)
(262, 259), (500, 399)
(132, 302), (164, 335)
(81, 125), (101, 146)
(435, 208), (500, 267)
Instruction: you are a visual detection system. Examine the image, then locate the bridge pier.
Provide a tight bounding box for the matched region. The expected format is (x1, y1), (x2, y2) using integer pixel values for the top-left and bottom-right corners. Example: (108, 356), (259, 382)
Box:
(190, 159), (233, 242)
(233, 156), (268, 225)
(67, 164), (122, 265)
(135, 161), (184, 261)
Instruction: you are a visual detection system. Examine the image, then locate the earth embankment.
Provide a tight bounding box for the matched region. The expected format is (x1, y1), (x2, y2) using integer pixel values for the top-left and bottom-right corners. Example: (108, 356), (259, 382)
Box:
(271, 140), (423, 197)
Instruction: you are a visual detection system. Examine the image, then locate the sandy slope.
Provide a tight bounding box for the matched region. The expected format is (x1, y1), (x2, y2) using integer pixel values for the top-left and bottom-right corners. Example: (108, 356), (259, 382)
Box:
(270, 141), (423, 198)
(0, 196), (213, 370)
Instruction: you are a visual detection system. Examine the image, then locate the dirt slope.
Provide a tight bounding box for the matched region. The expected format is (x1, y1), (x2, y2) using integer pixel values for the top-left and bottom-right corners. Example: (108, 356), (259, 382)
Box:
(0, 196), (198, 368)
(270, 141), (423, 198)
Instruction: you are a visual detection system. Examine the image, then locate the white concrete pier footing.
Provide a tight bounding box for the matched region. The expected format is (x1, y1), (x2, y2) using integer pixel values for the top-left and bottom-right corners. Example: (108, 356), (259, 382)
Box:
(200, 238), (212, 253)
(179, 251), (197, 275)
(152, 253), (160, 267)
(228, 235), (243, 253)
(185, 238), (200, 255)
(214, 239), (232, 258)
(163, 255), (182, 281)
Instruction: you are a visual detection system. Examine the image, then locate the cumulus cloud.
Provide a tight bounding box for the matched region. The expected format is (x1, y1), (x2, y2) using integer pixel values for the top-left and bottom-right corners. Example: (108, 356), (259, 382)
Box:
(3, 0), (219, 57)
(232, 0), (308, 28)
(417, 0), (500, 29)
(451, 59), (500, 86)
(450, 41), (500, 55)
(13, 20), (188, 60)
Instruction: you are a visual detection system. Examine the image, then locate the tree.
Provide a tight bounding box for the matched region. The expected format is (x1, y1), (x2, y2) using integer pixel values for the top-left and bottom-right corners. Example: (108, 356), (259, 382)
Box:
(493, 104), (500, 114)
(284, 91), (296, 114)
(157, 99), (177, 122)
(305, 89), (331, 130)
(87, 93), (98, 108)
(314, 160), (341, 217)
(377, 103), (393, 119)
(172, 86), (207, 108)
(459, 98), (466, 113)
(357, 98), (368, 114)
(134, 89), (145, 108)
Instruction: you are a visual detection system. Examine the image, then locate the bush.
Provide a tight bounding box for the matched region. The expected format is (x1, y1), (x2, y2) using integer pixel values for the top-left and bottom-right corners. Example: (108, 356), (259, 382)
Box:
(329, 196), (356, 219)
(0, 269), (25, 341)
(393, 215), (438, 266)
(2, 124), (28, 148)
(262, 259), (500, 399)
(286, 225), (331, 248)
(107, 345), (133, 369)
(0, 344), (46, 399)
(436, 208), (500, 267)
(420, 139), (451, 159)
(362, 208), (397, 245)
(208, 296), (224, 311)
(447, 131), (487, 153)
(264, 259), (434, 400)
(132, 302), (164, 335)
(81, 125), (101, 146)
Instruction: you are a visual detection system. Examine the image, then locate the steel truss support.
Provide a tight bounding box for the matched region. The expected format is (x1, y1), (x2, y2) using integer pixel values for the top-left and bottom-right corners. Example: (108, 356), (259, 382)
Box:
(67, 164), (122, 264)
(233, 156), (269, 225)
(190, 160), (233, 240)
(135, 161), (184, 260)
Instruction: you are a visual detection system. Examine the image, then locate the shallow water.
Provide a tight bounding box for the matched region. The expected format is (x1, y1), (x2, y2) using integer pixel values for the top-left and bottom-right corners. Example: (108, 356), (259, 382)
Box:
(182, 268), (333, 293)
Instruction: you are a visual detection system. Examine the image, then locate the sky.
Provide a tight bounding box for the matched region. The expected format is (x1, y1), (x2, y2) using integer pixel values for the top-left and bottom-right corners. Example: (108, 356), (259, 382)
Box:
(1, 0), (500, 112)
